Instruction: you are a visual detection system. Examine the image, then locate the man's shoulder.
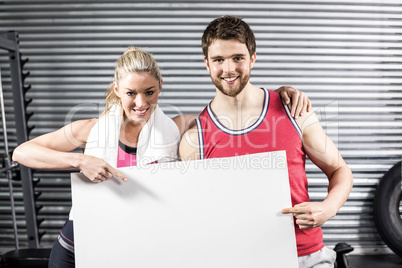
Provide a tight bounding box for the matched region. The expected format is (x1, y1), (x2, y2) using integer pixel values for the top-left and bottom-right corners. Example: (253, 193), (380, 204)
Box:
(181, 124), (199, 147)
(179, 124), (200, 161)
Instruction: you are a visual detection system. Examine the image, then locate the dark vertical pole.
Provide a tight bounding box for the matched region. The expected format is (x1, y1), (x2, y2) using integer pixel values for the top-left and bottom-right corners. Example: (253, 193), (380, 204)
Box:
(0, 69), (19, 249)
(7, 31), (39, 248)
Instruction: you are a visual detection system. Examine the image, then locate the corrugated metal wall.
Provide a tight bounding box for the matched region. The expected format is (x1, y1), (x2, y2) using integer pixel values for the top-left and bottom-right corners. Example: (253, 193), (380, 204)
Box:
(0, 0), (401, 255)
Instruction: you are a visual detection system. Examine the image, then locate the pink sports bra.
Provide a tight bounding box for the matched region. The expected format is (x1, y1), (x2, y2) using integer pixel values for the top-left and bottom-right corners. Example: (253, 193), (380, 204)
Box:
(116, 140), (137, 168)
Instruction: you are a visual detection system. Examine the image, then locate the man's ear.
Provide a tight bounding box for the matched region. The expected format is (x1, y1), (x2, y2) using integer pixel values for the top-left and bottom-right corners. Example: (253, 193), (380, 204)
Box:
(204, 56), (211, 73)
(250, 52), (256, 69)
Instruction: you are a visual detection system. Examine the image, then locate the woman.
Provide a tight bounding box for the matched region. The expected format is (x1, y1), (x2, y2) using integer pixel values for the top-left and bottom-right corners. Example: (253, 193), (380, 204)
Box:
(12, 46), (309, 267)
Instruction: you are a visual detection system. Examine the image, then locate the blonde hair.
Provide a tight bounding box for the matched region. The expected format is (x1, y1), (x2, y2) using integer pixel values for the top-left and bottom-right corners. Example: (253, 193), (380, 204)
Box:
(103, 47), (161, 115)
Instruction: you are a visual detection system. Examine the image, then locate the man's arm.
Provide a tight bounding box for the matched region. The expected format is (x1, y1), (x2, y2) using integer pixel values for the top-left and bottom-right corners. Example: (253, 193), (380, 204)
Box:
(179, 124), (201, 161)
(281, 109), (353, 229)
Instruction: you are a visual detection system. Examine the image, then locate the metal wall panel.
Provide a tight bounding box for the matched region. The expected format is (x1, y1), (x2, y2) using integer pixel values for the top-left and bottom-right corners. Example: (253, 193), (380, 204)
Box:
(0, 0), (401, 255)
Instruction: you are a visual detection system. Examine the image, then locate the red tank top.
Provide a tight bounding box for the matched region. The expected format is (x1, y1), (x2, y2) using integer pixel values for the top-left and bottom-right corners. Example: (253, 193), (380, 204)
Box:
(196, 88), (324, 256)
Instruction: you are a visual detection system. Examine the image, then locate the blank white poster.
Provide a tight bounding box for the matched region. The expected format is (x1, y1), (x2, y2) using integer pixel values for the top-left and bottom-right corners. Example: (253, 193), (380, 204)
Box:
(71, 151), (298, 268)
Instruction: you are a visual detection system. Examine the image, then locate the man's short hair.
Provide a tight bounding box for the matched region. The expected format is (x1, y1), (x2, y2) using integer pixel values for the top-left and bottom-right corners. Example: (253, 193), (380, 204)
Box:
(201, 15), (256, 58)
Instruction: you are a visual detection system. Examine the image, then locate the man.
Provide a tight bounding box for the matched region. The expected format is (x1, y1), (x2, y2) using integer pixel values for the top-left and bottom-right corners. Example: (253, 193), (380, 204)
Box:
(179, 15), (353, 268)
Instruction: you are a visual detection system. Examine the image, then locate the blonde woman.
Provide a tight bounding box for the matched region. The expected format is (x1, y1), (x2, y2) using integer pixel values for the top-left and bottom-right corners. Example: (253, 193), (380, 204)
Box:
(13, 47), (309, 267)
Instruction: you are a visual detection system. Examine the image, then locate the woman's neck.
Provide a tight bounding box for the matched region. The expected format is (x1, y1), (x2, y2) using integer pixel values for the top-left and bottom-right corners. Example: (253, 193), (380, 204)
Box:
(119, 119), (145, 147)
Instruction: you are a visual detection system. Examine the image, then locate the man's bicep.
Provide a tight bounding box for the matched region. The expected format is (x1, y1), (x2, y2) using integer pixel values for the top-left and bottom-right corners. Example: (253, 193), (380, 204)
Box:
(299, 112), (345, 175)
(179, 128), (201, 161)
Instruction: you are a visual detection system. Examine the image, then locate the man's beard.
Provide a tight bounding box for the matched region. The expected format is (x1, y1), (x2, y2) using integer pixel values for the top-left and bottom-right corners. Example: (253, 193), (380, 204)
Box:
(212, 72), (250, 97)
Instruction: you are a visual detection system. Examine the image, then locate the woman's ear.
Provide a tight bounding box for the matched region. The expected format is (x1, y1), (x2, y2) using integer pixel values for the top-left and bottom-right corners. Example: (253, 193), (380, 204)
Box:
(113, 82), (120, 98)
(159, 78), (163, 91)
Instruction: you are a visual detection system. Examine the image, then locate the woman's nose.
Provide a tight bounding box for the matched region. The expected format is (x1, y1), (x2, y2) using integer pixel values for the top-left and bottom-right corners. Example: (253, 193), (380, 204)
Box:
(135, 94), (147, 108)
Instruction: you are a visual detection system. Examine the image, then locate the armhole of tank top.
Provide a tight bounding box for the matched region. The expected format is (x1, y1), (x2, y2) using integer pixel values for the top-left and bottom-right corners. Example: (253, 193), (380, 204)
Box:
(195, 118), (204, 160)
(280, 98), (303, 138)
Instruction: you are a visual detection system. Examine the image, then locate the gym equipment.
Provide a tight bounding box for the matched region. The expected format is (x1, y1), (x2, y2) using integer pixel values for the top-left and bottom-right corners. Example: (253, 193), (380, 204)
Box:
(0, 31), (50, 267)
(334, 242), (354, 268)
(373, 161), (402, 257)
(0, 69), (19, 249)
(0, 31), (40, 248)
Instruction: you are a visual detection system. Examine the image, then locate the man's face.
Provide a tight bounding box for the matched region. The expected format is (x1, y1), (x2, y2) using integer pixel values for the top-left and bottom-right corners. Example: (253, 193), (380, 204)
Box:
(204, 39), (256, 97)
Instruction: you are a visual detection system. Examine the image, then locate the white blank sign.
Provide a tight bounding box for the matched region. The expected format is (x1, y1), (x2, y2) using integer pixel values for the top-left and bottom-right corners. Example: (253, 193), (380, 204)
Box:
(71, 151), (298, 268)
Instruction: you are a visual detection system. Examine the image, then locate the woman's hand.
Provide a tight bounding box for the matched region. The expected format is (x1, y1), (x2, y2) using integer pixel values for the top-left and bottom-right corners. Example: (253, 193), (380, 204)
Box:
(78, 155), (127, 183)
(275, 85), (311, 118)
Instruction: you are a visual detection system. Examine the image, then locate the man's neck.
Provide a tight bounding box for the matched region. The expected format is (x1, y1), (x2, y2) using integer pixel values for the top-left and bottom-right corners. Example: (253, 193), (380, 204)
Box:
(210, 83), (265, 130)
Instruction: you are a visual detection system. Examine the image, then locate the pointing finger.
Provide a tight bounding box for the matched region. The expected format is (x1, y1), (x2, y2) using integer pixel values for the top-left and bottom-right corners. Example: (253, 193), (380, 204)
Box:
(281, 207), (294, 214)
(111, 169), (127, 182)
(105, 163), (127, 182)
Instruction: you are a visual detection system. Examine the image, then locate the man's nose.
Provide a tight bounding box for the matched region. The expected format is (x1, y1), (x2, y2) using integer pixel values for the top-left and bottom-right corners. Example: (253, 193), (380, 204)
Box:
(223, 60), (235, 73)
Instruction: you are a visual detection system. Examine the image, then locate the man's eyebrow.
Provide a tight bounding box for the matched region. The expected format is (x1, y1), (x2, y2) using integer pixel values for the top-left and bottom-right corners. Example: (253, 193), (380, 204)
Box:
(210, 55), (223, 60)
(210, 53), (247, 59)
(232, 53), (247, 57)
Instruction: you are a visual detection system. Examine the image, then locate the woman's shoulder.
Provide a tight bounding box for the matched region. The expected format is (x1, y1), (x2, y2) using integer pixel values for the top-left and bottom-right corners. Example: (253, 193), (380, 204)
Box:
(65, 118), (98, 145)
(69, 118), (98, 132)
(73, 118), (98, 127)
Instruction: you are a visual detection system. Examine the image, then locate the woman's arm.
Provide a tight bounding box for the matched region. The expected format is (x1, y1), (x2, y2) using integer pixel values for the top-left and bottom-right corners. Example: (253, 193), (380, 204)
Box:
(172, 114), (198, 136)
(13, 119), (93, 169)
(274, 85), (311, 118)
(12, 119), (126, 182)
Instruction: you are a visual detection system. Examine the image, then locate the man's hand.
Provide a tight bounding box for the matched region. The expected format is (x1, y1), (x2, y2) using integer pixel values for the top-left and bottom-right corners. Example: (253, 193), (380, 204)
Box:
(281, 202), (336, 229)
(275, 85), (311, 118)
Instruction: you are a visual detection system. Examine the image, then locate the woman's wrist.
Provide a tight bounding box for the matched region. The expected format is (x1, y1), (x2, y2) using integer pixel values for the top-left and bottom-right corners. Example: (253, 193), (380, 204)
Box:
(71, 153), (85, 170)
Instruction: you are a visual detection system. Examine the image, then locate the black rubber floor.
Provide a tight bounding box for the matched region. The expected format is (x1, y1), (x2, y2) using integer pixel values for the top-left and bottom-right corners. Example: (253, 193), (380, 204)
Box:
(1, 251), (401, 267)
(347, 254), (402, 268)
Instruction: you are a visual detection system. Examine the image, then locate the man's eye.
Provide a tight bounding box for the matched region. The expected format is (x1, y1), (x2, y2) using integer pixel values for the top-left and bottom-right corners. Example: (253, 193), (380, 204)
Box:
(214, 59), (223, 63)
(234, 57), (243, 61)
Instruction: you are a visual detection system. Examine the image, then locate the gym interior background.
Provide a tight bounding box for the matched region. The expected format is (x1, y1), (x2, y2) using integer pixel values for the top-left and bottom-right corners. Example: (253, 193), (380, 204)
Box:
(0, 0), (401, 259)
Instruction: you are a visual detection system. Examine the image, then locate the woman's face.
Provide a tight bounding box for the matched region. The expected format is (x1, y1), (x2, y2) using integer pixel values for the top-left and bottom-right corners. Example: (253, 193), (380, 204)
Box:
(114, 71), (161, 125)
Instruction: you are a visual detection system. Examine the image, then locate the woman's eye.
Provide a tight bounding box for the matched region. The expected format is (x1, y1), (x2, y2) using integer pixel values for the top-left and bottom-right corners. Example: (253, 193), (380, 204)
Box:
(127, 92), (135, 96)
(146, 91), (154, 96)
